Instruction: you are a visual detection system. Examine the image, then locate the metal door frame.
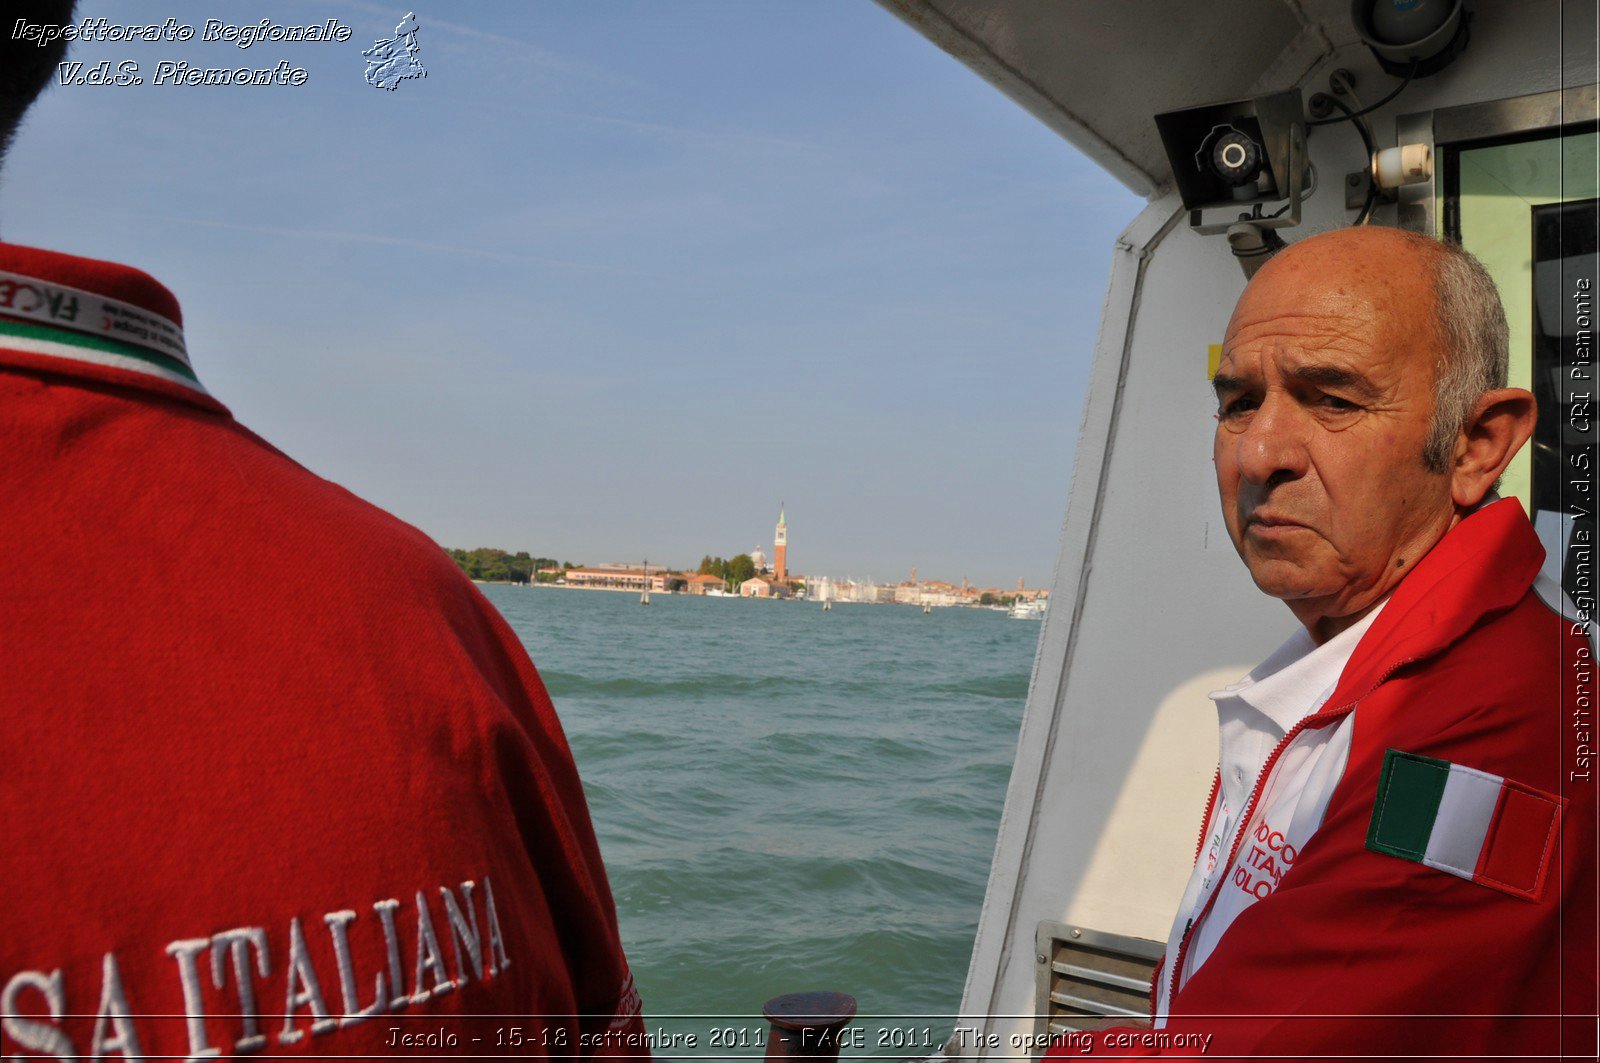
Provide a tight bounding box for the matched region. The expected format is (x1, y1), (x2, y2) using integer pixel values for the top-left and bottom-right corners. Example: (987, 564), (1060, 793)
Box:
(1395, 83), (1598, 236)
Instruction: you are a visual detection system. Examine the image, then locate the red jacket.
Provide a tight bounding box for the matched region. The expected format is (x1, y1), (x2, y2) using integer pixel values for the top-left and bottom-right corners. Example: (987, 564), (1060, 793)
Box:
(0, 243), (647, 1058)
(1052, 499), (1596, 1059)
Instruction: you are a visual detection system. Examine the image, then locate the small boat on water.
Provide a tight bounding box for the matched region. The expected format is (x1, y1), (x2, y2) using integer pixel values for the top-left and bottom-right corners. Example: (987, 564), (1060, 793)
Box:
(1009, 598), (1046, 621)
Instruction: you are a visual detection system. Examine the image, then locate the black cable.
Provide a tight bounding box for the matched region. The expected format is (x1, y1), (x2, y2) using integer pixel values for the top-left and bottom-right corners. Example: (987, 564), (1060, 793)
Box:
(1261, 162), (1316, 219)
(1307, 59), (1420, 126)
(1315, 95), (1378, 225)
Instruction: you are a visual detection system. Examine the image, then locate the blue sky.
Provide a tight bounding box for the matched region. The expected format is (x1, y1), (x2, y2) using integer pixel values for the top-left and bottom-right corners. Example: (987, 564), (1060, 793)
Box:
(4, 1), (1142, 588)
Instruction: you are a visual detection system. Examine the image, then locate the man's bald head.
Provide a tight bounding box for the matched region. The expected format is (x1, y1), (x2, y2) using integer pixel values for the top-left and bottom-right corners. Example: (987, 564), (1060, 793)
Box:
(1215, 225), (1532, 640)
(1240, 226), (1510, 473)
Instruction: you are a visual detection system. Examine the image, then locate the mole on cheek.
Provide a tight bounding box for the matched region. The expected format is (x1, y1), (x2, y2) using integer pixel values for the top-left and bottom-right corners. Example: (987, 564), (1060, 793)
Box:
(1396, 558), (1406, 568)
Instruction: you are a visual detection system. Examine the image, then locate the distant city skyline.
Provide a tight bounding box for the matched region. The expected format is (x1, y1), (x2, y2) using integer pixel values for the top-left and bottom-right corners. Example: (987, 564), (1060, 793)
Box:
(457, 503), (1049, 592)
(4, 1), (1143, 588)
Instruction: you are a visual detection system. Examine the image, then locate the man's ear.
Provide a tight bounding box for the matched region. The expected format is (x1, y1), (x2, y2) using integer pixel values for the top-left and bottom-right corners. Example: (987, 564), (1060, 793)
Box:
(1450, 387), (1537, 508)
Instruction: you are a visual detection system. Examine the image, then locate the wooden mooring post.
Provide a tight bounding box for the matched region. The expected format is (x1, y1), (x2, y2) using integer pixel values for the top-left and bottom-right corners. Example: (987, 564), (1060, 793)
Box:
(762, 991), (858, 1060)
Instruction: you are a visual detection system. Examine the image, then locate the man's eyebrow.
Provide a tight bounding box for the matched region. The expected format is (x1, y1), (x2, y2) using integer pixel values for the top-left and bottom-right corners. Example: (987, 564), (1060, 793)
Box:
(1287, 364), (1380, 397)
(1211, 372), (1248, 396)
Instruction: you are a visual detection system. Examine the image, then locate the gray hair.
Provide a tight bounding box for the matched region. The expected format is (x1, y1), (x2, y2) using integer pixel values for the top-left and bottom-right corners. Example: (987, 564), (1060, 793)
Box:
(1423, 239), (1510, 473)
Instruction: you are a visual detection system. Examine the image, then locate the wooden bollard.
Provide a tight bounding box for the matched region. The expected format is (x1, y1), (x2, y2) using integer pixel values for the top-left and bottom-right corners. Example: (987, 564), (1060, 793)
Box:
(762, 991), (858, 1060)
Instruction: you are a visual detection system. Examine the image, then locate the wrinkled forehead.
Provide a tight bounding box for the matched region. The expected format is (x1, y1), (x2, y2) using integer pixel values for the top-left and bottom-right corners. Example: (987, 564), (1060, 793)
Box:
(1222, 241), (1440, 371)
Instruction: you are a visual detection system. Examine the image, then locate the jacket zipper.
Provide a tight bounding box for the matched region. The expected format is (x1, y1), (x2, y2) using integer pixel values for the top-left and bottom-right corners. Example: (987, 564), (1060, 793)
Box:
(1157, 769), (1221, 1015)
(1162, 717), (1311, 1013)
(1159, 653), (1420, 1016)
(1158, 653), (1420, 1018)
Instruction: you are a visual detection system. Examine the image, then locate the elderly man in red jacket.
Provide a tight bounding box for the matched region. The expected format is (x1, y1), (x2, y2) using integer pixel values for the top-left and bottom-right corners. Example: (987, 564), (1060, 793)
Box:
(0, 7), (647, 1059)
(1053, 226), (1595, 1058)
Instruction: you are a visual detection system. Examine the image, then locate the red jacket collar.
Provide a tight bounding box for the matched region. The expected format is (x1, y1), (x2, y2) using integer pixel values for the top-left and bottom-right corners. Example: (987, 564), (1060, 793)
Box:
(0, 242), (226, 414)
(1320, 497), (1544, 713)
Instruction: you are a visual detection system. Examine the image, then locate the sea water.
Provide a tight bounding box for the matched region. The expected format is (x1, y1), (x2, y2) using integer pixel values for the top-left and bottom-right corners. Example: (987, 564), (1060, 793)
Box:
(481, 585), (1037, 1056)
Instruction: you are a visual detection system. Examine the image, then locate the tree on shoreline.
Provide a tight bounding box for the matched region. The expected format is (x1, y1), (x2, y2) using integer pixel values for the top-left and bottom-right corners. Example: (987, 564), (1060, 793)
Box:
(695, 553), (755, 589)
(447, 547), (567, 584)
(725, 553), (756, 585)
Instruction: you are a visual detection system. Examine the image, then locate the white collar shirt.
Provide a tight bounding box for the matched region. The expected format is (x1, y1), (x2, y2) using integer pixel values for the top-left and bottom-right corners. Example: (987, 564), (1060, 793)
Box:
(1156, 600), (1388, 1020)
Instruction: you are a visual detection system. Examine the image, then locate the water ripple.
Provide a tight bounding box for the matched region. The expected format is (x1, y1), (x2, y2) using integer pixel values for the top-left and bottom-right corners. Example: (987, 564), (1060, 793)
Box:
(481, 587), (1034, 1027)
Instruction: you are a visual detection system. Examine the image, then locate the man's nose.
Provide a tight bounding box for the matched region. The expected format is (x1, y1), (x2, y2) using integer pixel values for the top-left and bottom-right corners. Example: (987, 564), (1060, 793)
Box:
(1234, 395), (1309, 486)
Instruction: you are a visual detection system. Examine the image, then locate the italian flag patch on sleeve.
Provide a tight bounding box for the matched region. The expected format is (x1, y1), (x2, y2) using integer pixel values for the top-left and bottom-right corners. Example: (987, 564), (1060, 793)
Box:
(1366, 749), (1563, 901)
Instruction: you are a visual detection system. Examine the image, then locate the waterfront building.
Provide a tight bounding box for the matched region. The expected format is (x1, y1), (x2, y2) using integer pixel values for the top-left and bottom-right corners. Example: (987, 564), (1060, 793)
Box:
(739, 575), (789, 599)
(842, 580), (894, 604)
(892, 577), (966, 607)
(564, 566), (680, 593)
(685, 573), (727, 596)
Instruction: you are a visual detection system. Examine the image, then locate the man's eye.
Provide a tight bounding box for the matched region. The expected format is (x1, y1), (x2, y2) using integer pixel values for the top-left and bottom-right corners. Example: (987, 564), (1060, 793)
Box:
(1318, 394), (1361, 412)
(1219, 397), (1258, 418)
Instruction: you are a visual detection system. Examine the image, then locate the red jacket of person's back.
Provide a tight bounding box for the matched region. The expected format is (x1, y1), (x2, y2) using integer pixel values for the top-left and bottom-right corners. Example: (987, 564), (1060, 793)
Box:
(0, 243), (648, 1059)
(1048, 499), (1596, 1059)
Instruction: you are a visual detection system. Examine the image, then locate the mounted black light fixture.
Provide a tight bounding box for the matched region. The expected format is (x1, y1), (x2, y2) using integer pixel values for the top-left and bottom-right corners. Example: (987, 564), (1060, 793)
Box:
(1154, 90), (1309, 278)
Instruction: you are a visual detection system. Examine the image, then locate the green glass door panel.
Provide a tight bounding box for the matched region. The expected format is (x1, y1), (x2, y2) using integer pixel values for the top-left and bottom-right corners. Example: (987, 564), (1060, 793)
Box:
(1451, 131), (1597, 510)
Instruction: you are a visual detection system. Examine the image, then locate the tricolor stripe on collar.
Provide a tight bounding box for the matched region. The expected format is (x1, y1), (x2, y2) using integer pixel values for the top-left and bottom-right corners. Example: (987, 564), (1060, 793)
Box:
(0, 267), (205, 394)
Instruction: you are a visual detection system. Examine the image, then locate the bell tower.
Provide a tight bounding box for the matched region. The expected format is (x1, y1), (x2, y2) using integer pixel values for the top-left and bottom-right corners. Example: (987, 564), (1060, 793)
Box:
(774, 505), (787, 582)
